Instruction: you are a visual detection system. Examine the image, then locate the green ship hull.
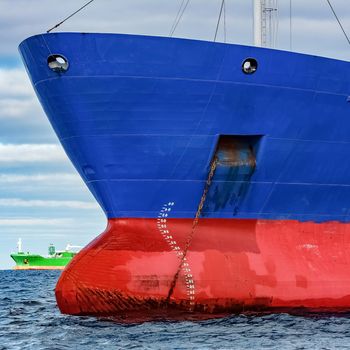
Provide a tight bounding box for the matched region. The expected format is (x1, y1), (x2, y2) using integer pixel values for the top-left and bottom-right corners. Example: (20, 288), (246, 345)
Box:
(11, 251), (75, 270)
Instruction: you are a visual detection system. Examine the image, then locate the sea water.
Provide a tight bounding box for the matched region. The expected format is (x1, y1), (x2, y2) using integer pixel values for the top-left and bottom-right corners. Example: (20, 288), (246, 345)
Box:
(1, 270), (350, 350)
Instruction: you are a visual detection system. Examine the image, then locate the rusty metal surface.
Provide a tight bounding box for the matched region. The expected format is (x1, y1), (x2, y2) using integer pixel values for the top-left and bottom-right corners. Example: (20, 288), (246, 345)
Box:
(216, 136), (257, 169)
(204, 136), (258, 215)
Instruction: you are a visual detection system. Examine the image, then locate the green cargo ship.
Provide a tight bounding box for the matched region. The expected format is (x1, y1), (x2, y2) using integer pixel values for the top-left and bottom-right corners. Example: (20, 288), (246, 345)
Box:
(11, 239), (80, 270)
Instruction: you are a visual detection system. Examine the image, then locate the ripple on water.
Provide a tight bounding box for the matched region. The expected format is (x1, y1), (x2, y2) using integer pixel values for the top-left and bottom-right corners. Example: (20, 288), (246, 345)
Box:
(1, 270), (350, 350)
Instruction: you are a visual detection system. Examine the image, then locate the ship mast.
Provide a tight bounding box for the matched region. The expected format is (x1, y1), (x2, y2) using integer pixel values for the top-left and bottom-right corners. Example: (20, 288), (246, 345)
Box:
(17, 238), (23, 253)
(253, 0), (278, 48)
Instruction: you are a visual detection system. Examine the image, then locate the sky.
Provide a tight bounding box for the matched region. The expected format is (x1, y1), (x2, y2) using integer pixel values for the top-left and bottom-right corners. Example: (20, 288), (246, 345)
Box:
(0, 0), (349, 268)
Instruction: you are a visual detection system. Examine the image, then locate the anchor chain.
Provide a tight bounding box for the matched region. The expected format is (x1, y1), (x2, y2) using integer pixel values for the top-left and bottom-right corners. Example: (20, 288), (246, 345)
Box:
(166, 156), (219, 306)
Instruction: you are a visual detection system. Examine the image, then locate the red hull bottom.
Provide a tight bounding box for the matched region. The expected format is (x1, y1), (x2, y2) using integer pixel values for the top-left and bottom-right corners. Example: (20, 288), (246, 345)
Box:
(56, 217), (350, 321)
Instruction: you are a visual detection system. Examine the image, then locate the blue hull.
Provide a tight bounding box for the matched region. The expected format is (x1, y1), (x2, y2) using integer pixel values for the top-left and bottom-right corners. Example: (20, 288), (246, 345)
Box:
(19, 33), (350, 222)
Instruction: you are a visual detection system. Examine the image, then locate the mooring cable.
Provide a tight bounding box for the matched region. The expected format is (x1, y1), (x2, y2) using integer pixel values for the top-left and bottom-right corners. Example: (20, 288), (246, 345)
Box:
(214, 0), (225, 42)
(47, 0), (96, 33)
(169, 0), (186, 36)
(325, 0), (350, 47)
(170, 0), (191, 37)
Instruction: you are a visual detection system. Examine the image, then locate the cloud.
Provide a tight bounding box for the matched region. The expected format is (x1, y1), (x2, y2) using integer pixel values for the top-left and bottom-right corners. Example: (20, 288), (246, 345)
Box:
(0, 68), (33, 97)
(0, 198), (98, 209)
(0, 143), (67, 163)
(0, 173), (78, 183)
(0, 68), (42, 120)
(0, 65), (52, 143)
(0, 172), (96, 206)
(0, 98), (39, 118)
(0, 218), (74, 226)
(0, 68), (55, 143)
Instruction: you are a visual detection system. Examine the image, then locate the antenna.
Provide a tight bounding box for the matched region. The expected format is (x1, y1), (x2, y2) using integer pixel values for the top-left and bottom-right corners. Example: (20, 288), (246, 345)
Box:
(253, 0), (278, 48)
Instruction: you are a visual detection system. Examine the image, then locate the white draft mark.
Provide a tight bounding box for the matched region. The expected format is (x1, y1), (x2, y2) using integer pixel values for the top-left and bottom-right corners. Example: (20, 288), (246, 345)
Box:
(157, 202), (195, 306)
